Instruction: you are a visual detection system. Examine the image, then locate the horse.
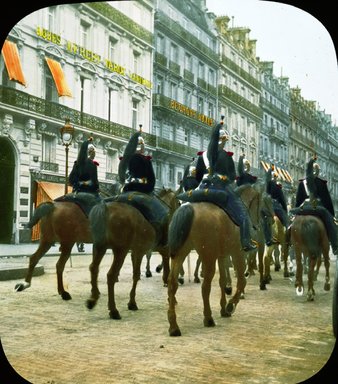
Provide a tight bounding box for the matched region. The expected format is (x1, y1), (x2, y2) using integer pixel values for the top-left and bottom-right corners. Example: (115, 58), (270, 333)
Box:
(166, 182), (265, 336)
(85, 187), (180, 319)
(14, 194), (97, 300)
(291, 214), (330, 301)
(260, 214), (290, 287)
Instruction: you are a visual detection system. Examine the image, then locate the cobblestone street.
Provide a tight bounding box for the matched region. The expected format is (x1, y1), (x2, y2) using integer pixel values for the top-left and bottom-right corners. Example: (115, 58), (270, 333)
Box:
(0, 251), (336, 384)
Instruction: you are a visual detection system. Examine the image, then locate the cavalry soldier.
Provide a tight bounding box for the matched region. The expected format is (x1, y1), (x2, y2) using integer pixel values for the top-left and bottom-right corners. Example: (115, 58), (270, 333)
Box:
(181, 157), (200, 192)
(179, 117), (257, 252)
(295, 154), (338, 255)
(118, 126), (155, 194)
(266, 164), (288, 230)
(69, 137), (100, 198)
(236, 153), (257, 187)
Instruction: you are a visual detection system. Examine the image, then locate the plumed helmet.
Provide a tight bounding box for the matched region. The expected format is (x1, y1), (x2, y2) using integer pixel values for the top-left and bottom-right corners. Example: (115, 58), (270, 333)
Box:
(313, 162), (320, 176)
(271, 171), (278, 180)
(243, 158), (251, 172)
(218, 115), (229, 144)
(136, 124), (145, 153)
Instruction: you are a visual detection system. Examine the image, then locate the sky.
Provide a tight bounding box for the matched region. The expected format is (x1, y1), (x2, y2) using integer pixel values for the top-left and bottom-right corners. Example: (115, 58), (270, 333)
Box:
(205, 0), (338, 125)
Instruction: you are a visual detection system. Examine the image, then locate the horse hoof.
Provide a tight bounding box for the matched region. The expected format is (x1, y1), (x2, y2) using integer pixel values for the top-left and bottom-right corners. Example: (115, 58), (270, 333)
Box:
(128, 302), (138, 311)
(109, 310), (121, 320)
(178, 277), (184, 285)
(225, 287), (232, 295)
(296, 286), (304, 296)
(86, 299), (97, 310)
(324, 282), (330, 291)
(204, 318), (216, 327)
(225, 302), (236, 316)
(15, 283), (25, 292)
(240, 293), (245, 299)
(145, 271), (152, 278)
(156, 265), (163, 273)
(260, 283), (267, 290)
(169, 328), (181, 337)
(194, 277), (201, 284)
(61, 292), (72, 301)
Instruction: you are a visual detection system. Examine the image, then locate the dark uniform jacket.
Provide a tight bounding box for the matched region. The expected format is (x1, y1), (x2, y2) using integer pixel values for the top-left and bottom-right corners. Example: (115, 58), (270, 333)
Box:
(266, 169), (287, 212)
(182, 161), (200, 192)
(122, 153), (155, 194)
(236, 155), (257, 186)
(296, 158), (335, 216)
(69, 151), (99, 195)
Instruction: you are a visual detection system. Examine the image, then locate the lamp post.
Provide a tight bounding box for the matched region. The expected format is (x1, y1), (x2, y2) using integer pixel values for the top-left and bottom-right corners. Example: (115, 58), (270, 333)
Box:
(60, 118), (74, 195)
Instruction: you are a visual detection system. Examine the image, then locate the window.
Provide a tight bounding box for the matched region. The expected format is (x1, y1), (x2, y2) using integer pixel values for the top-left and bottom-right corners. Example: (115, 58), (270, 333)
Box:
(156, 75), (163, 94)
(185, 53), (192, 71)
(80, 76), (91, 114)
(198, 62), (204, 79)
(198, 97), (204, 114)
(170, 43), (178, 62)
(169, 164), (175, 183)
(184, 88), (191, 107)
(42, 135), (56, 163)
(132, 99), (139, 129)
(45, 63), (58, 102)
(156, 34), (164, 54)
(208, 69), (214, 86)
(133, 50), (140, 74)
(170, 82), (177, 100)
(80, 20), (90, 47)
(47, 7), (56, 30)
(109, 37), (117, 61)
(208, 102), (214, 118)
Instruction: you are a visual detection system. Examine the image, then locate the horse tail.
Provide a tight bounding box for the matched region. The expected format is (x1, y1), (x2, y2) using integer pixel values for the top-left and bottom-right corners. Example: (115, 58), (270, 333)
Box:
(301, 218), (321, 259)
(89, 201), (108, 245)
(168, 203), (194, 257)
(25, 202), (55, 228)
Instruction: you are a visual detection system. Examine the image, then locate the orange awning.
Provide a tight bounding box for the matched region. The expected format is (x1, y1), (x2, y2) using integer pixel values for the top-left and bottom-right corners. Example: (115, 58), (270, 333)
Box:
(276, 166), (286, 181)
(260, 160), (269, 172)
(1, 40), (27, 86)
(45, 57), (72, 97)
(32, 181), (72, 241)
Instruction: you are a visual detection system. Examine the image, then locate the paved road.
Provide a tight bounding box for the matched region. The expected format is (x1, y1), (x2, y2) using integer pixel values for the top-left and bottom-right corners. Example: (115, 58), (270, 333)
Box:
(0, 248), (337, 384)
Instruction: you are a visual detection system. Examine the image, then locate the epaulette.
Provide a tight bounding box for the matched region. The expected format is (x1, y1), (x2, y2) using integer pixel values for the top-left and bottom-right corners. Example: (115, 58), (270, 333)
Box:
(225, 151), (234, 156)
(93, 160), (99, 166)
(197, 151), (204, 156)
(144, 155), (152, 160)
(119, 156), (123, 160)
(252, 176), (257, 180)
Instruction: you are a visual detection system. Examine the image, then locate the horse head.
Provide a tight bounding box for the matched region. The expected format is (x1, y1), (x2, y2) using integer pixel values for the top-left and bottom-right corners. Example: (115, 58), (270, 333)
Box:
(237, 181), (265, 228)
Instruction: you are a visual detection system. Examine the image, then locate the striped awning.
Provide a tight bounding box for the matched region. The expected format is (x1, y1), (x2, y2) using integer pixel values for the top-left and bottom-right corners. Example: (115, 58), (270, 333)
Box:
(261, 161), (293, 183)
(45, 57), (72, 97)
(1, 40), (27, 86)
(31, 181), (72, 241)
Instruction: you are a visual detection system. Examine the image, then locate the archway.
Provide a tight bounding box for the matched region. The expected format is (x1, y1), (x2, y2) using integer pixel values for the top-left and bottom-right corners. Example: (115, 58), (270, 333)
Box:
(0, 138), (15, 243)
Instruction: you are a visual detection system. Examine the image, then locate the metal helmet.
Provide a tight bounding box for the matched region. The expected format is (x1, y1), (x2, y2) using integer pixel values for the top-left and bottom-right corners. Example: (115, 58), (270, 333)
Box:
(243, 158), (251, 172)
(271, 171), (278, 180)
(313, 162), (320, 176)
(136, 124), (145, 154)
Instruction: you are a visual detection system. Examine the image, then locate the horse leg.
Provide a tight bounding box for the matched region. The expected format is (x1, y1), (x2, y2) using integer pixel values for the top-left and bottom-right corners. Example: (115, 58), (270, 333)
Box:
(282, 241), (290, 278)
(86, 244), (107, 310)
(56, 242), (74, 300)
(225, 251), (246, 315)
(218, 256), (227, 317)
(258, 244), (266, 290)
(323, 250), (331, 291)
(307, 257), (316, 301)
(145, 251), (152, 278)
(107, 248), (129, 319)
(274, 245), (281, 271)
(294, 247), (304, 296)
(194, 256), (202, 283)
(200, 258), (216, 327)
(128, 251), (144, 311)
(263, 246), (272, 285)
(167, 252), (187, 337)
(15, 241), (53, 292)
(224, 255), (232, 295)
(178, 264), (185, 285)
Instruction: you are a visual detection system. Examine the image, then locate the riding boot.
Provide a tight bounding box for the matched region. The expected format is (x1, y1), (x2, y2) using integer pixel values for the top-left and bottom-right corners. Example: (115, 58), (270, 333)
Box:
(240, 217), (257, 252)
(261, 215), (275, 246)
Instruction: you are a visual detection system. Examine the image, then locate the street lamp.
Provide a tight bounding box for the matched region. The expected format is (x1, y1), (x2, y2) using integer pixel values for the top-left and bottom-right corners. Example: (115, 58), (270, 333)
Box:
(60, 118), (74, 195)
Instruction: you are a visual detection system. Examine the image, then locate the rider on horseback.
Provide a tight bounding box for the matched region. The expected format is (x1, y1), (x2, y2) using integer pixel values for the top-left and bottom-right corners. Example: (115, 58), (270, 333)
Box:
(294, 154), (338, 255)
(118, 125), (155, 194)
(184, 117), (257, 252)
(266, 164), (288, 230)
(69, 137), (100, 199)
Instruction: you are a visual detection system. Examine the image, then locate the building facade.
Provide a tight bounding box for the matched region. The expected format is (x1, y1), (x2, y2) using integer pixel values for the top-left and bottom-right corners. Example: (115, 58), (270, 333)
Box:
(1, 1), (337, 244)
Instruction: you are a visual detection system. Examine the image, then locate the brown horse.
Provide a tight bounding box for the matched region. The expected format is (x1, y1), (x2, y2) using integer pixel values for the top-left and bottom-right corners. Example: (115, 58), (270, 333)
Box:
(85, 188), (180, 319)
(15, 198), (94, 300)
(291, 214), (330, 301)
(166, 182), (264, 336)
(261, 215), (290, 286)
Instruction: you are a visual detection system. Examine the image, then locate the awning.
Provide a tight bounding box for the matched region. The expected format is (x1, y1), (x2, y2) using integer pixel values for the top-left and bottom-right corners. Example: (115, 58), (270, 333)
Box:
(1, 40), (27, 86)
(45, 57), (72, 97)
(31, 181), (72, 241)
(261, 161), (293, 183)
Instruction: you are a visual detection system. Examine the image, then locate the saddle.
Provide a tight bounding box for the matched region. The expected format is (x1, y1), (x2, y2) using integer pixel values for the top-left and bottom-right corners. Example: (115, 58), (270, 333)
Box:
(177, 188), (239, 226)
(104, 191), (170, 246)
(54, 192), (101, 217)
